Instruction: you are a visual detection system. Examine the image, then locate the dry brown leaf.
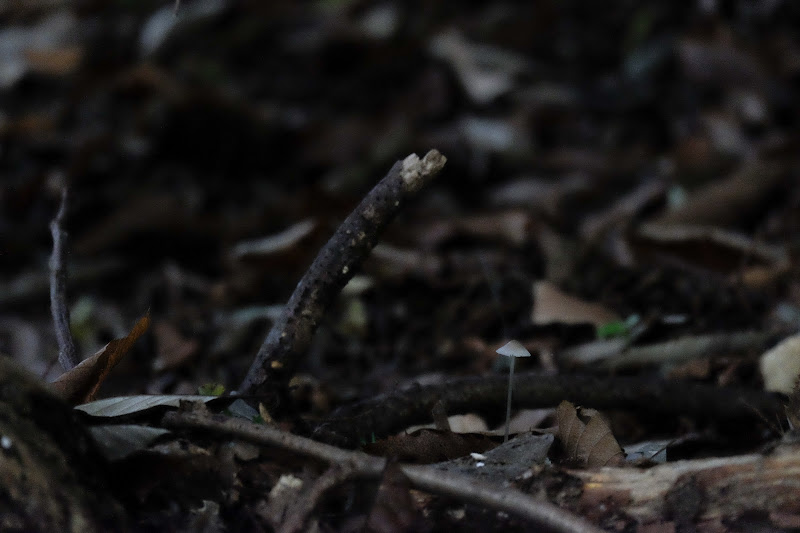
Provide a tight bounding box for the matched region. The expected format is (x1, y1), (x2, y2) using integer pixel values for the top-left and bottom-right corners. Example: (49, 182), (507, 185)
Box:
(50, 313), (151, 405)
(23, 46), (83, 76)
(555, 400), (624, 467)
(532, 281), (620, 326)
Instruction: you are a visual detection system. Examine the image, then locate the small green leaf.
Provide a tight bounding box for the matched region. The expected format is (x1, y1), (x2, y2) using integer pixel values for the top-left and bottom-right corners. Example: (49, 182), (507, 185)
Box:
(597, 321), (628, 339)
(198, 383), (225, 396)
(597, 315), (640, 339)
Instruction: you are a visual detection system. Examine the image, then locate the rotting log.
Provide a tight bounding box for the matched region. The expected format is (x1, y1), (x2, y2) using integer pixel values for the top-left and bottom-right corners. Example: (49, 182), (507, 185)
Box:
(0, 356), (127, 532)
(561, 441), (800, 530)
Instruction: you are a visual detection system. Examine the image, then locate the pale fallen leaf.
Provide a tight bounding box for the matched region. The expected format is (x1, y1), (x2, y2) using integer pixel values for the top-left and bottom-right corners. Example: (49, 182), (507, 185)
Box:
(429, 29), (531, 105)
(76, 394), (218, 417)
(760, 335), (800, 394)
(532, 281), (620, 326)
(404, 413), (489, 434)
(50, 314), (150, 404)
(447, 414), (489, 433)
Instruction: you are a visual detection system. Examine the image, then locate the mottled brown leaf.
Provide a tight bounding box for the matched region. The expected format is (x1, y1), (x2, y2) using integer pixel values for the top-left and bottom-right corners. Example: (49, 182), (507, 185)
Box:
(556, 400), (624, 467)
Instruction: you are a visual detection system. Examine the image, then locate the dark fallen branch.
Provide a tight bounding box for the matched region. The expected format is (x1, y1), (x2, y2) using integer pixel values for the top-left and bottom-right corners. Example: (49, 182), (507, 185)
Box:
(49, 188), (80, 370)
(316, 373), (785, 446)
(239, 150), (447, 396)
(162, 410), (602, 533)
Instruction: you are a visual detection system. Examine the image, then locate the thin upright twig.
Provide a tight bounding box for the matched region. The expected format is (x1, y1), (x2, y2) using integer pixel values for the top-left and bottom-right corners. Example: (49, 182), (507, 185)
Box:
(162, 410), (602, 533)
(239, 150), (447, 397)
(49, 188), (79, 370)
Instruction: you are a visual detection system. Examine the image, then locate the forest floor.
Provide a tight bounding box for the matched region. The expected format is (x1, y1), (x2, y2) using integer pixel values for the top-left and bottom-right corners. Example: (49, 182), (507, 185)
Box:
(2, 1), (800, 532)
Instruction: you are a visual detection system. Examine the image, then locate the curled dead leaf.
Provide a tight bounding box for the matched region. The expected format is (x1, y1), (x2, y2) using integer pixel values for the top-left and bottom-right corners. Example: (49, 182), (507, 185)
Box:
(50, 313), (151, 405)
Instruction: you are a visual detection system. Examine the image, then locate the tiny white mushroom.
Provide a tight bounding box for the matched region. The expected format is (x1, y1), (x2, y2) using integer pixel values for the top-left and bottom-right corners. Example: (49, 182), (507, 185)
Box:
(496, 340), (531, 442)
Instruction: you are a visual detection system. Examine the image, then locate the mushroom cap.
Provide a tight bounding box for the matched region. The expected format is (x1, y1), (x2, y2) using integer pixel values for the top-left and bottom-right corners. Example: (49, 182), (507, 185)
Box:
(496, 340), (531, 358)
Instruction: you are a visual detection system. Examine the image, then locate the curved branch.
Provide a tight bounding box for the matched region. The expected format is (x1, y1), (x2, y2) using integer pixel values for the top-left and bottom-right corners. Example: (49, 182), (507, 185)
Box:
(239, 150), (447, 396)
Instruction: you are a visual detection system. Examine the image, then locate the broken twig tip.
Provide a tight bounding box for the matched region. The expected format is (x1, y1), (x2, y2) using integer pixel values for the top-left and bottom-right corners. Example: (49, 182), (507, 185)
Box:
(401, 149), (446, 193)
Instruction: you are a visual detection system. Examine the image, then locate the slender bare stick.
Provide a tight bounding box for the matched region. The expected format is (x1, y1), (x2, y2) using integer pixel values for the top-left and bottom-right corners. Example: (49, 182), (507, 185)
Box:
(162, 410), (602, 533)
(239, 150), (447, 396)
(49, 188), (79, 370)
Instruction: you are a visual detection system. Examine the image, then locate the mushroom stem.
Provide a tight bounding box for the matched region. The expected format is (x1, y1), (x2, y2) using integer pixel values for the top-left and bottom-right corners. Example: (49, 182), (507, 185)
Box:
(505, 356), (515, 442)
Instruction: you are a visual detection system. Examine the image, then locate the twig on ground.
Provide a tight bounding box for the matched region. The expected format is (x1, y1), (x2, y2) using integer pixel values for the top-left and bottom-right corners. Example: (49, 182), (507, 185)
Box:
(559, 329), (784, 369)
(596, 330), (780, 370)
(162, 410), (602, 533)
(279, 464), (359, 533)
(316, 373), (784, 446)
(239, 150), (447, 396)
(49, 188), (79, 370)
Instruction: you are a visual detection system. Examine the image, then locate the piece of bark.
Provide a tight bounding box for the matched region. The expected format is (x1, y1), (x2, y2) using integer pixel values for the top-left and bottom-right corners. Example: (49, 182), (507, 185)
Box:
(568, 440), (800, 528)
(0, 356), (127, 532)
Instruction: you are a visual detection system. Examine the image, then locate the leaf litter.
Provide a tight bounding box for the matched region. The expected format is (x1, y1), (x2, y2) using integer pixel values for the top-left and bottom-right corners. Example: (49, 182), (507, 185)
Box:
(2, 1), (800, 531)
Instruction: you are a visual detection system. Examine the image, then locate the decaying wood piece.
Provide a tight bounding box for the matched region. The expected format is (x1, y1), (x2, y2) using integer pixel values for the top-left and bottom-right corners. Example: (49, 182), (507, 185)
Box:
(239, 150), (447, 397)
(568, 440), (800, 529)
(0, 356), (127, 532)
